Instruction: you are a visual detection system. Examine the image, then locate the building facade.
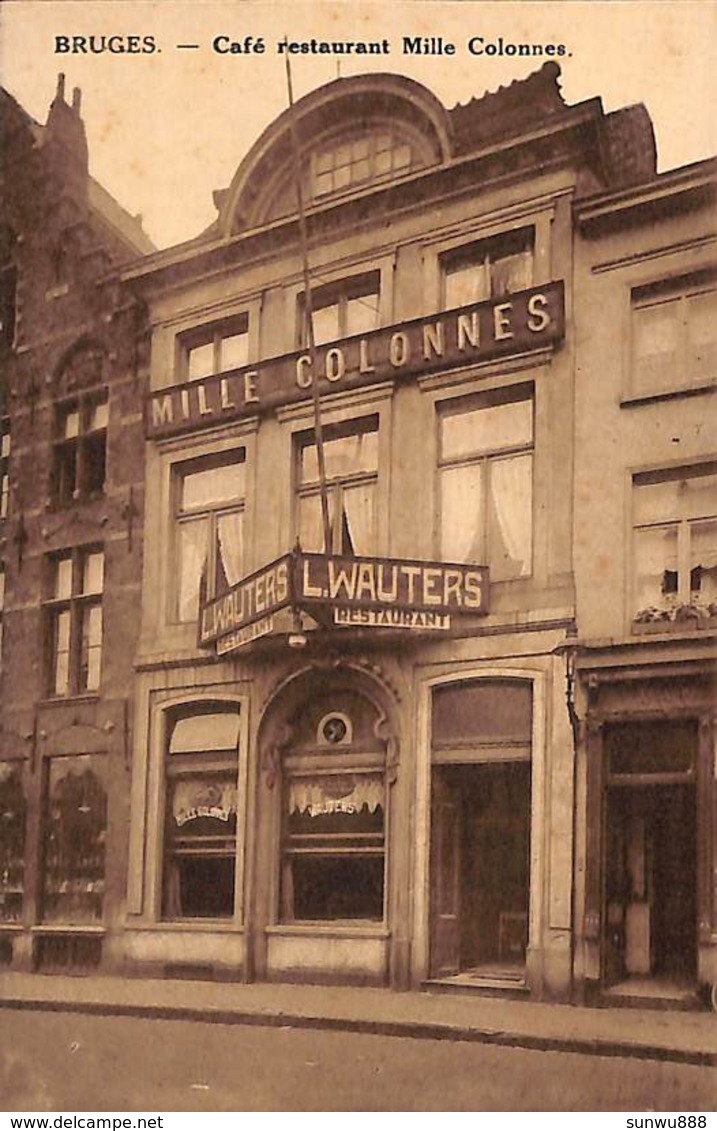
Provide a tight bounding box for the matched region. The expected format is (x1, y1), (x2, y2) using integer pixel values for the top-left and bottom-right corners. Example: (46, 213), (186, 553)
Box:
(0, 77), (153, 973)
(1, 64), (714, 1007)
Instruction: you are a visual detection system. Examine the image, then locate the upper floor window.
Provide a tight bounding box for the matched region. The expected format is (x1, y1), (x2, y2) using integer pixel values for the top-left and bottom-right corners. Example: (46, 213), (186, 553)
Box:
(631, 271), (717, 397)
(45, 547), (104, 697)
(296, 416), (378, 555)
(1, 418), (9, 519)
(162, 705), (240, 920)
(442, 229), (534, 310)
(633, 464), (717, 622)
(175, 451), (246, 623)
(299, 273), (380, 348)
(438, 385), (533, 580)
(53, 389), (108, 506)
(311, 132), (412, 200)
(182, 317), (249, 382)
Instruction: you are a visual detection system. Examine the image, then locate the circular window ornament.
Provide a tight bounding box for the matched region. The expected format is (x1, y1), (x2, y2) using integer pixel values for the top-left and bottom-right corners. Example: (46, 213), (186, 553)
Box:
(317, 712), (352, 746)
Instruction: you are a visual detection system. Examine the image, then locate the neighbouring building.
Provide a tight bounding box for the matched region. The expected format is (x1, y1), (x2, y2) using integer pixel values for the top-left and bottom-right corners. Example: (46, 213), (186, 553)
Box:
(0, 77), (153, 974)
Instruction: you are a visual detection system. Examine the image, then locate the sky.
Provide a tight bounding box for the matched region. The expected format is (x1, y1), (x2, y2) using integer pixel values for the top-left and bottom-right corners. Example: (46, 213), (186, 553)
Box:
(1, 0), (716, 249)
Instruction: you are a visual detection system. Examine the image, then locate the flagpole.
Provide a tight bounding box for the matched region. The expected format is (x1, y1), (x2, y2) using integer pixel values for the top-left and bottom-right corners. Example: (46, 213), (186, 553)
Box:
(283, 48), (332, 557)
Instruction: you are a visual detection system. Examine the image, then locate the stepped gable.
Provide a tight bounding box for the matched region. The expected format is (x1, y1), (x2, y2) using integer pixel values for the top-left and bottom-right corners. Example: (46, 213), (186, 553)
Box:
(449, 61), (567, 153)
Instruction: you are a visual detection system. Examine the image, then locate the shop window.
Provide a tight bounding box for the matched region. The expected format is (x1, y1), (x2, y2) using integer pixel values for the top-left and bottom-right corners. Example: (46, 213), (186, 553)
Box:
(40, 754), (107, 924)
(299, 273), (380, 347)
(182, 317), (249, 382)
(438, 385), (533, 580)
(162, 706), (241, 920)
(1, 418), (10, 519)
(0, 762), (26, 923)
(442, 229), (534, 310)
(45, 547), (104, 697)
(52, 389), (108, 506)
(631, 271), (717, 397)
(633, 464), (717, 623)
(296, 415), (378, 554)
(280, 707), (386, 923)
(311, 132), (412, 200)
(174, 450), (246, 623)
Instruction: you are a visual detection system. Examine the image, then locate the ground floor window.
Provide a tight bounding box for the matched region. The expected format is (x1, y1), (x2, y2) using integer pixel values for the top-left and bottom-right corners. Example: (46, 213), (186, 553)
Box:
(162, 706), (240, 920)
(280, 773), (385, 921)
(0, 761), (26, 922)
(40, 755), (107, 923)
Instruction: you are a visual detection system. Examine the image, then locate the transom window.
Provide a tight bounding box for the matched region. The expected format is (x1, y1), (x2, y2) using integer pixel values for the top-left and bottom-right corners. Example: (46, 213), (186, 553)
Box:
(175, 451), (246, 623)
(299, 273), (380, 348)
(183, 318), (249, 382)
(442, 229), (534, 310)
(45, 547), (104, 697)
(53, 390), (108, 506)
(633, 464), (717, 620)
(296, 416), (378, 555)
(312, 132), (412, 199)
(162, 705), (241, 920)
(631, 272), (717, 396)
(438, 385), (533, 580)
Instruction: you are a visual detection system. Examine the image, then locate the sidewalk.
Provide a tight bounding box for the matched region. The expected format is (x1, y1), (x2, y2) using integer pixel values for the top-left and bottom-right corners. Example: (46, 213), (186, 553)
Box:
(1, 972), (715, 1067)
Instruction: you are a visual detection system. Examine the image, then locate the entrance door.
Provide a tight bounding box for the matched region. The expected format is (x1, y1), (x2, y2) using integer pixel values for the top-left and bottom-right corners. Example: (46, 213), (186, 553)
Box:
(429, 763), (531, 978)
(603, 783), (697, 986)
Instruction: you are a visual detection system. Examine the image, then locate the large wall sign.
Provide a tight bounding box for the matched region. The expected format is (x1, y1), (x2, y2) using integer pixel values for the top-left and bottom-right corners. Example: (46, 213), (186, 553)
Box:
(148, 282), (564, 439)
(199, 551), (489, 653)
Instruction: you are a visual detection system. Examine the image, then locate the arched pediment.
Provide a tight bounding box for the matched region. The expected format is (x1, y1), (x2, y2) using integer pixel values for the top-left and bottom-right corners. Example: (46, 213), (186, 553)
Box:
(218, 74), (453, 236)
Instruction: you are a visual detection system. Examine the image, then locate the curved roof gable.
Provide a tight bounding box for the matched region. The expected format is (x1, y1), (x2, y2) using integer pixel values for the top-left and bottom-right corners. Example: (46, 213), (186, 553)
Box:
(217, 73), (452, 236)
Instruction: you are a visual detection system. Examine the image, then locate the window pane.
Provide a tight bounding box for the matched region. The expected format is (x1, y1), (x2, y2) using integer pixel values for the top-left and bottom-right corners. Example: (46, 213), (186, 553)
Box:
(187, 342), (215, 381)
(0, 762), (26, 922)
(489, 455), (532, 580)
(219, 332), (248, 372)
(54, 557), (73, 599)
(216, 511), (243, 590)
(1, 430), (9, 459)
(181, 462), (245, 511)
(633, 480), (681, 525)
(441, 464), (483, 563)
(301, 430), (378, 483)
(312, 303), (340, 346)
(285, 855), (384, 921)
(82, 552), (104, 595)
(80, 605), (102, 692)
(634, 524), (678, 611)
(445, 262), (489, 309)
(298, 492), (332, 553)
(690, 519), (717, 603)
(163, 773), (237, 919)
(62, 409), (80, 440)
(682, 472), (717, 521)
(346, 293), (380, 337)
(178, 517), (208, 621)
(442, 399), (532, 459)
(169, 712), (240, 755)
(53, 611), (71, 695)
(393, 144), (412, 170)
(88, 400), (108, 431)
(433, 680), (533, 745)
(491, 249), (532, 297)
(42, 756), (107, 923)
(632, 300), (679, 392)
(342, 483), (375, 555)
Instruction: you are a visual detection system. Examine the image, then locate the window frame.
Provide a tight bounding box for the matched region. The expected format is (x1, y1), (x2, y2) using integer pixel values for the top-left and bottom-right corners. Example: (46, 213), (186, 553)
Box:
(161, 703), (242, 922)
(44, 546), (104, 699)
(40, 753), (108, 925)
(629, 270), (717, 400)
(310, 129), (415, 202)
(172, 447), (248, 625)
(294, 413), (380, 556)
(435, 383), (535, 581)
(297, 271), (381, 349)
(0, 759), (26, 923)
(631, 462), (717, 622)
(440, 227), (535, 310)
(179, 314), (250, 383)
(52, 387), (108, 507)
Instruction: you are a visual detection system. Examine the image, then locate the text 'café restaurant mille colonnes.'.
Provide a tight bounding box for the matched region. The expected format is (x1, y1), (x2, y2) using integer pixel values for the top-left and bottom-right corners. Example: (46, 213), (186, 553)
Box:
(1, 63), (715, 1008)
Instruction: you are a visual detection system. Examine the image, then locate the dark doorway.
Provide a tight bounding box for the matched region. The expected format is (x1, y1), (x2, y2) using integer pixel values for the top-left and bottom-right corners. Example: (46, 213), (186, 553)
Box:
(604, 783), (697, 987)
(430, 761), (531, 978)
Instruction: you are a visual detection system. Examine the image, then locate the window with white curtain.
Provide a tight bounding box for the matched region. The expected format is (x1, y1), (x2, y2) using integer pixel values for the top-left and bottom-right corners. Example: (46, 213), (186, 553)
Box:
(174, 451), (246, 623)
(298, 272), (380, 348)
(633, 464), (717, 619)
(181, 316), (249, 382)
(438, 385), (533, 580)
(295, 416), (378, 555)
(631, 272), (717, 397)
(442, 228), (534, 310)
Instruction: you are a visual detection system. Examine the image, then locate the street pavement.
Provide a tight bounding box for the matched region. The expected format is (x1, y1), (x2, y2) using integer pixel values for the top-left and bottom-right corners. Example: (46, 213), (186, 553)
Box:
(0, 970), (715, 1069)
